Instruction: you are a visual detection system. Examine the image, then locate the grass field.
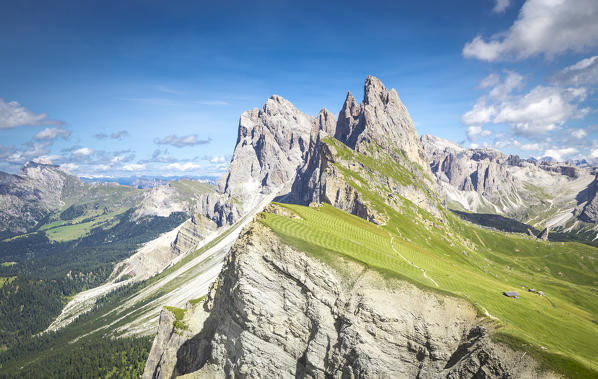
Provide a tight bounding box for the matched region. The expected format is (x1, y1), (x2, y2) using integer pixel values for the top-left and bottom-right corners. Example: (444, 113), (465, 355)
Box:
(257, 137), (598, 377)
(44, 209), (126, 242)
(260, 203), (598, 377)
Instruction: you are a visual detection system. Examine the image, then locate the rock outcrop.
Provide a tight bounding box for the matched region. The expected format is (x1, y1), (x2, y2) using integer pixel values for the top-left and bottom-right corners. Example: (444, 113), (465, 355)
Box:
(289, 76), (439, 220)
(0, 161), (84, 236)
(219, 95), (313, 209)
(578, 176), (598, 223)
(337, 76), (430, 172)
(144, 221), (551, 379)
(171, 214), (218, 255)
(421, 134), (597, 233)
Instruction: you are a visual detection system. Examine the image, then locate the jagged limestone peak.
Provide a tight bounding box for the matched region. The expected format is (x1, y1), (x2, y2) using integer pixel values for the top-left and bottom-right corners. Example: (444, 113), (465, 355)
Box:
(335, 91), (362, 145)
(221, 94), (313, 206)
(314, 107), (336, 136)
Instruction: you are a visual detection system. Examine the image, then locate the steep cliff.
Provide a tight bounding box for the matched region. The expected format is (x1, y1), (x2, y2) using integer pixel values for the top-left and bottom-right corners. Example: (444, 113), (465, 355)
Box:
(219, 95), (313, 209)
(0, 161), (85, 236)
(144, 221), (553, 379)
(289, 76), (439, 220)
(421, 134), (597, 235)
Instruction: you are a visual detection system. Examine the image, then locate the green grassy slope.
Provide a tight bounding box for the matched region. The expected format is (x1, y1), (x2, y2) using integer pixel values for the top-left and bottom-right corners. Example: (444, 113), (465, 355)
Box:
(259, 138), (598, 378)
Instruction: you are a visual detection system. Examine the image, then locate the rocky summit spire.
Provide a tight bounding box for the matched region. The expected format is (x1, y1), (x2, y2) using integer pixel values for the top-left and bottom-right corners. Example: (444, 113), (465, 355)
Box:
(314, 107), (336, 136)
(334, 76), (430, 172)
(219, 94), (314, 208)
(335, 91), (363, 147)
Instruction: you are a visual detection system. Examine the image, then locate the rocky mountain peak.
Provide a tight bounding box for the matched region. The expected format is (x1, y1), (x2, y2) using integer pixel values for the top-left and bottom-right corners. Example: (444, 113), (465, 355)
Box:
(314, 107), (336, 136)
(220, 95), (313, 208)
(336, 76), (430, 171)
(334, 91), (362, 145)
(363, 75), (400, 106)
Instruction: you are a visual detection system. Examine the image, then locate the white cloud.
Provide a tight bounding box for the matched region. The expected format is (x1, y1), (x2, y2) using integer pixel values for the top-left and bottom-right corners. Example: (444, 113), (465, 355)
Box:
(34, 127), (71, 140)
(466, 126), (492, 141)
(155, 134), (212, 148)
(495, 86), (588, 136)
(478, 73), (501, 89)
(6, 141), (52, 163)
(493, 0), (511, 13)
(551, 55), (598, 86)
(571, 129), (588, 139)
(591, 149), (598, 159)
(209, 156), (226, 164)
(463, 0), (598, 61)
(462, 72), (590, 138)
(543, 147), (578, 162)
(72, 147), (94, 157)
(520, 143), (542, 151)
(166, 162), (201, 171)
(462, 102), (496, 126)
(0, 99), (62, 129)
(122, 163), (146, 171)
(60, 163), (79, 172)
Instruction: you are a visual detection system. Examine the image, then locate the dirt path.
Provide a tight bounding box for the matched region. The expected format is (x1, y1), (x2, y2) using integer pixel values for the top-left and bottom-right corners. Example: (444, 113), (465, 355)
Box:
(389, 233), (439, 288)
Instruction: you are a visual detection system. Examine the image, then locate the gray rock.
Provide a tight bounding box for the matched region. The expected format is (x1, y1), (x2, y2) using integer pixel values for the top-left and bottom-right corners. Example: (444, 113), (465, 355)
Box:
(144, 221), (553, 379)
(218, 95), (313, 208)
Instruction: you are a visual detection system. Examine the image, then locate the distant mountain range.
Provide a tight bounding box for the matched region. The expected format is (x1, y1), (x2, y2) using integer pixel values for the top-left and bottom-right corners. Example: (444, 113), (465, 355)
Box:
(80, 175), (218, 189)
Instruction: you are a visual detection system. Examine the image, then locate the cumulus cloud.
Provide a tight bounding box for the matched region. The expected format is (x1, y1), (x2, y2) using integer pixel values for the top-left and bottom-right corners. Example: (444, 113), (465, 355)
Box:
(495, 86), (588, 136)
(72, 147), (95, 159)
(34, 127), (71, 141)
(60, 163), (79, 172)
(520, 143), (542, 151)
(209, 156), (227, 164)
(492, 0), (511, 13)
(462, 71), (590, 138)
(571, 129), (588, 139)
(543, 147), (578, 162)
(466, 126), (492, 141)
(166, 162), (201, 171)
(551, 55), (598, 87)
(0, 99), (62, 129)
(6, 141), (52, 164)
(463, 0), (598, 61)
(155, 134), (212, 148)
(122, 163), (145, 171)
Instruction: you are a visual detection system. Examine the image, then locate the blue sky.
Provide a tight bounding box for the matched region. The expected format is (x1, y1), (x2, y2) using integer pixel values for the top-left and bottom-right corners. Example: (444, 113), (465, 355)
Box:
(1, 0), (597, 177)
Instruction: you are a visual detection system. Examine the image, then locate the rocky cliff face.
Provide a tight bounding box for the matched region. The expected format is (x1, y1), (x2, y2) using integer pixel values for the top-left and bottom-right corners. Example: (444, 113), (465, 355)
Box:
(578, 175), (598, 223)
(289, 76), (438, 220)
(171, 214), (218, 255)
(421, 134), (597, 233)
(337, 76), (430, 172)
(0, 161), (84, 236)
(422, 135), (519, 202)
(144, 221), (551, 379)
(219, 95), (313, 209)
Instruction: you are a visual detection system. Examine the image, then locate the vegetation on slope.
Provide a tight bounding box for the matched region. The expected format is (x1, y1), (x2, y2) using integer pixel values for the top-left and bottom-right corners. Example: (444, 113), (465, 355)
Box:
(259, 139), (598, 378)
(0, 210), (187, 350)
